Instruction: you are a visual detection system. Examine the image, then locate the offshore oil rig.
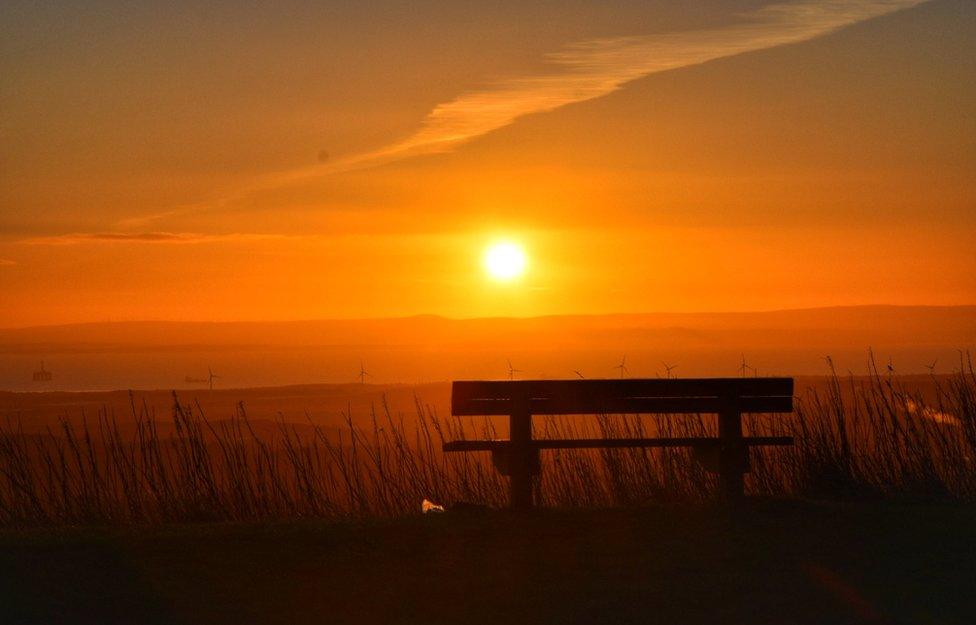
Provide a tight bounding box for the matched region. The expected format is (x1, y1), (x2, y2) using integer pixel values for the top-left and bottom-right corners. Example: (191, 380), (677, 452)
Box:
(32, 361), (53, 382)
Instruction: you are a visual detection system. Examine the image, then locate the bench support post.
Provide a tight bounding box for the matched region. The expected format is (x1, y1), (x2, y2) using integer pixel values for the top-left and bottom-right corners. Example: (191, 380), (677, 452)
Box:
(509, 401), (534, 510)
(718, 402), (745, 501)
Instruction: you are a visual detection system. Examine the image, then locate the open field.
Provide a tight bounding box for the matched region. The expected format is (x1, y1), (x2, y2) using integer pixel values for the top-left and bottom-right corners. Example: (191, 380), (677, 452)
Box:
(1, 356), (973, 623)
(0, 382), (450, 435)
(0, 373), (957, 435)
(1, 362), (973, 525)
(1, 502), (974, 625)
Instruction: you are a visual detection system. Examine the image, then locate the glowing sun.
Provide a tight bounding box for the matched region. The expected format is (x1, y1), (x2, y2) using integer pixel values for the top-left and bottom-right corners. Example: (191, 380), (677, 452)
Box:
(484, 241), (527, 281)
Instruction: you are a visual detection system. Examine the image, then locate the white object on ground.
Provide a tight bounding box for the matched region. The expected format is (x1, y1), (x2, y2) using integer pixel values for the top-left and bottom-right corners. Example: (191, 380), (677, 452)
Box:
(422, 499), (445, 513)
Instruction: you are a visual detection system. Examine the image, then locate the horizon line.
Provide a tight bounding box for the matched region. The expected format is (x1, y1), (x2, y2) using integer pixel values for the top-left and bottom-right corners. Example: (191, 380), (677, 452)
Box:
(2, 303), (974, 331)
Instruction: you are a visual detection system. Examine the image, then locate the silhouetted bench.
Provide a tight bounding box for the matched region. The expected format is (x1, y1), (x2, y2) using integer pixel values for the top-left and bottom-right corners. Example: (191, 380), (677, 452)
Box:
(444, 378), (794, 509)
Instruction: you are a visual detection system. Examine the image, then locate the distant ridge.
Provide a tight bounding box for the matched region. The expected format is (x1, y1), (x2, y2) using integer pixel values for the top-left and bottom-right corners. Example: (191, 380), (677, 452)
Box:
(3, 304), (974, 329)
(0, 305), (972, 350)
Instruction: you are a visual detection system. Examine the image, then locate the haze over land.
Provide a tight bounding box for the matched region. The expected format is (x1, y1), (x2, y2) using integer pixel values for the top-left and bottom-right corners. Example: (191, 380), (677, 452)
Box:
(1, 305), (971, 390)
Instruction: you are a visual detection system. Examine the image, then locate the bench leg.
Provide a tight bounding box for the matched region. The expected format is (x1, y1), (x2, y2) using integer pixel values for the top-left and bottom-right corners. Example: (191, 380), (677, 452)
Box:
(509, 409), (533, 510)
(718, 408), (745, 501)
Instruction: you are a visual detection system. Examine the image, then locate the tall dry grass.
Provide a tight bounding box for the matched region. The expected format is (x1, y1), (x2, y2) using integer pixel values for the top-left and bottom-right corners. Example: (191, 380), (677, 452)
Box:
(0, 356), (973, 526)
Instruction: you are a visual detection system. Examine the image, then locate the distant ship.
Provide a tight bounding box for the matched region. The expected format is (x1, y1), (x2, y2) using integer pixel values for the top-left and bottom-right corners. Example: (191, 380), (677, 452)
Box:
(32, 361), (53, 382)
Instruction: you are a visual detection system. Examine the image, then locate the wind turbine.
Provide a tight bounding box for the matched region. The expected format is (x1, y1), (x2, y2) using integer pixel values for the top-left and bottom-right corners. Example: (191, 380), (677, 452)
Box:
(662, 362), (677, 379)
(507, 360), (522, 381)
(208, 367), (220, 391)
(358, 361), (371, 384)
(573, 369), (585, 379)
(738, 355), (756, 378)
(614, 356), (629, 379)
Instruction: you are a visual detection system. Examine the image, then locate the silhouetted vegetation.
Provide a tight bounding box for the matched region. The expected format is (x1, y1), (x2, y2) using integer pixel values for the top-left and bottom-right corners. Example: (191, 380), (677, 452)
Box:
(1, 357), (973, 525)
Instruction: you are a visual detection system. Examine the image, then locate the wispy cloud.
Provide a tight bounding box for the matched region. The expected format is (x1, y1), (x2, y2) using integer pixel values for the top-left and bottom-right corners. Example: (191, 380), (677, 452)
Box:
(315, 0), (928, 171)
(0, 259), (18, 266)
(128, 0), (927, 225)
(20, 232), (289, 245)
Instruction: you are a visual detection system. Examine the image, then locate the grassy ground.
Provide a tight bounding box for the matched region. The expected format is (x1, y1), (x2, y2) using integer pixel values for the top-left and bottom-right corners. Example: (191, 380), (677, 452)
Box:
(1, 500), (973, 625)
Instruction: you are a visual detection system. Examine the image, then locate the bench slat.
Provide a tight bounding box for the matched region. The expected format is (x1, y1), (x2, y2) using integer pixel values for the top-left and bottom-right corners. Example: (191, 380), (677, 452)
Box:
(443, 436), (794, 452)
(454, 377), (792, 403)
(453, 394), (793, 416)
(453, 378), (793, 415)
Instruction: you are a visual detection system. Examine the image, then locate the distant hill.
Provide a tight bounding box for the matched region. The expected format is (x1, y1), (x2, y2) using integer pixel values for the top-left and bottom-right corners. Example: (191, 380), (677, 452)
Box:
(0, 305), (972, 351)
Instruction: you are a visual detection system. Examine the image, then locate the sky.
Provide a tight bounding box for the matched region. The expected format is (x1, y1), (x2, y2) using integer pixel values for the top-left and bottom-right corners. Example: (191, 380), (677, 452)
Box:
(1, 0), (974, 326)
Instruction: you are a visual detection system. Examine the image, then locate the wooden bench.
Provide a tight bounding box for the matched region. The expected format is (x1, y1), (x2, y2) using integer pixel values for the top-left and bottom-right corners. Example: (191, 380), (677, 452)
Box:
(444, 378), (794, 509)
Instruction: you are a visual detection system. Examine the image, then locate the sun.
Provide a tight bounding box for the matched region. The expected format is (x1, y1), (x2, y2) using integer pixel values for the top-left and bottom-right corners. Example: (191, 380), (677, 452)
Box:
(484, 241), (527, 281)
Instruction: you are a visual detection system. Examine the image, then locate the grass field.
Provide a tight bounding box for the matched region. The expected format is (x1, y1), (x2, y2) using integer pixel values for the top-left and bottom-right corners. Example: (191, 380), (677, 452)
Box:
(1, 500), (974, 625)
(1, 362), (974, 623)
(1, 361), (974, 524)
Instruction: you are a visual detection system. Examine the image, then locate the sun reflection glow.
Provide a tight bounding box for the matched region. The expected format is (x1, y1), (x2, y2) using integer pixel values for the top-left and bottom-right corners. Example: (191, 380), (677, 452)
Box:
(484, 241), (527, 281)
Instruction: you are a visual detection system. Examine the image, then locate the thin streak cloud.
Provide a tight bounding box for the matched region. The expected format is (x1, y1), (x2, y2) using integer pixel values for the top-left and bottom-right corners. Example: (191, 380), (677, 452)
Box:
(129, 0), (928, 225)
(323, 0), (928, 171)
(21, 232), (289, 245)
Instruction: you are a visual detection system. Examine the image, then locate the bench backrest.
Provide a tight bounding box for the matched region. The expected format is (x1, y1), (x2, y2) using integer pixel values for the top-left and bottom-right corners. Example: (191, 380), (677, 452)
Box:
(452, 378), (794, 416)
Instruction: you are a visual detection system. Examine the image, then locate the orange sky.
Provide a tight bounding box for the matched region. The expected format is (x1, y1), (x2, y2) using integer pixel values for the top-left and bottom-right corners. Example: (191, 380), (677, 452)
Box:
(1, 0), (974, 326)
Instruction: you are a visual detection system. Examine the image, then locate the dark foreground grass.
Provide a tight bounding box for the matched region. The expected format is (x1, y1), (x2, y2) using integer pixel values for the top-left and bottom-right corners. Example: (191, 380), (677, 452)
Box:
(2, 359), (974, 525)
(1, 500), (974, 625)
